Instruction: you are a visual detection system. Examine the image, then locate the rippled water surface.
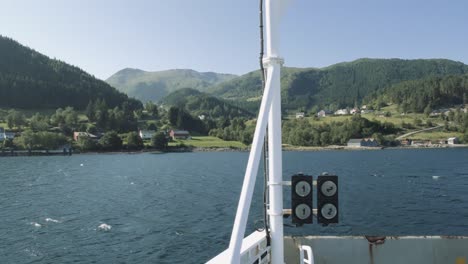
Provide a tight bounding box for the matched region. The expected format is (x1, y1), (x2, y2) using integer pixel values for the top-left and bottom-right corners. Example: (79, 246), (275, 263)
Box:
(1, 148), (468, 263)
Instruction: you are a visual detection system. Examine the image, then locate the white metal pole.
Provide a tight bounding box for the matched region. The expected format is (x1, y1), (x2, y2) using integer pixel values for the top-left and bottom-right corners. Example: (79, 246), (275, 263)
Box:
(228, 69), (276, 264)
(264, 0), (286, 263)
(266, 59), (284, 264)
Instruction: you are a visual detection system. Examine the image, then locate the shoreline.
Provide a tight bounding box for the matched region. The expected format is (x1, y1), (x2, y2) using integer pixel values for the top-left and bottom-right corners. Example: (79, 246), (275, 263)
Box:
(1, 144), (467, 157)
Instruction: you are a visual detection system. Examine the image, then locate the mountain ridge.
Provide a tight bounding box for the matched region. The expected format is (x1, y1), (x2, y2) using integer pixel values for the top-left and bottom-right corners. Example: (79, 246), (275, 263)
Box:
(106, 68), (237, 102)
(208, 58), (468, 112)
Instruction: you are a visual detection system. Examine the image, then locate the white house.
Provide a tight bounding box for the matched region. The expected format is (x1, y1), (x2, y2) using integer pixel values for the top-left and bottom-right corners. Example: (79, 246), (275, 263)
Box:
(350, 108), (360, 115)
(448, 137), (459, 145)
(0, 127), (16, 141)
(295, 112), (305, 118)
(335, 109), (349, 115)
(198, 115), (206, 120)
(317, 110), (332, 118)
(139, 130), (156, 140)
(4, 132), (15, 140)
(347, 138), (379, 148)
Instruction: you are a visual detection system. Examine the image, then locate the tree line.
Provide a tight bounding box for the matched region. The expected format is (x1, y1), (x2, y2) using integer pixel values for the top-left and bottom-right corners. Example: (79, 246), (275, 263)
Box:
(0, 36), (142, 110)
(368, 74), (468, 113)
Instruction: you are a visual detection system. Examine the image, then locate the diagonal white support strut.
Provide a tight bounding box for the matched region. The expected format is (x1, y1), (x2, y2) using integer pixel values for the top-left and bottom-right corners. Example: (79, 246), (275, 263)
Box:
(227, 0), (291, 263)
(228, 64), (277, 263)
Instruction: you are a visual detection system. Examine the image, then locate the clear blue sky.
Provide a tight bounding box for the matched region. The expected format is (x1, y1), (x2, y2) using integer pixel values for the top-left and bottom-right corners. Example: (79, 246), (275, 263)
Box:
(1, 0), (467, 80)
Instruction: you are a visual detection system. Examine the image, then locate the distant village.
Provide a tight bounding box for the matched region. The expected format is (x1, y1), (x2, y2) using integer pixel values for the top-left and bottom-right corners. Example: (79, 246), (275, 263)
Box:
(0, 123), (192, 156)
(293, 104), (467, 148)
(71, 129), (190, 143)
(0, 102), (467, 155)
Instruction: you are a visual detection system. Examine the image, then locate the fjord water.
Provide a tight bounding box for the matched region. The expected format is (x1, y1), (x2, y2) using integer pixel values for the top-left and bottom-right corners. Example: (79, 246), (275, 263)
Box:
(1, 149), (468, 263)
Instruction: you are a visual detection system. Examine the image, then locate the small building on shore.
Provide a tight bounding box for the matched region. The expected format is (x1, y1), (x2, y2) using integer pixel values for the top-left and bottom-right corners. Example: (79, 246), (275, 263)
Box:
(448, 137), (459, 145)
(411, 140), (432, 146)
(335, 109), (349, 115)
(400, 139), (412, 146)
(317, 110), (332, 118)
(4, 132), (16, 140)
(347, 138), (379, 147)
(295, 112), (305, 119)
(73, 132), (98, 141)
(139, 130), (156, 140)
(1, 127), (17, 141)
(170, 130), (191, 140)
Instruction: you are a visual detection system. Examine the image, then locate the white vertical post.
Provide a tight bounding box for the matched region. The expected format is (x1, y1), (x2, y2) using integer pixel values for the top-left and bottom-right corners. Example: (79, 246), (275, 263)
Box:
(264, 0), (285, 262)
(266, 59), (284, 264)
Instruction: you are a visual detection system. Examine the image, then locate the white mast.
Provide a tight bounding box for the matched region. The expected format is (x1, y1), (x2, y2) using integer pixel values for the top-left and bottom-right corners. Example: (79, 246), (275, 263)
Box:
(227, 0), (292, 263)
(264, 0), (286, 263)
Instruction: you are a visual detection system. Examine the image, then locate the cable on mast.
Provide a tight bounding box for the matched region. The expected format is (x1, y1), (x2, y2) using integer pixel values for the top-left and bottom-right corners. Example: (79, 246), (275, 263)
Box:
(259, 0), (271, 247)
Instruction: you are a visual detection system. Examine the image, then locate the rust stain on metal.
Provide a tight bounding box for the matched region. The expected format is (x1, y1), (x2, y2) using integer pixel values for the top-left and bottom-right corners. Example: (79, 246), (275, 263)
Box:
(368, 243), (374, 264)
(442, 235), (466, 239)
(365, 236), (386, 245)
(366, 236), (386, 264)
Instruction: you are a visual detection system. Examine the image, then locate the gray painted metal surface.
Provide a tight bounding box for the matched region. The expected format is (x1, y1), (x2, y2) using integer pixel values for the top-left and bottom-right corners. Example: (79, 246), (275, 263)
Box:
(284, 236), (468, 264)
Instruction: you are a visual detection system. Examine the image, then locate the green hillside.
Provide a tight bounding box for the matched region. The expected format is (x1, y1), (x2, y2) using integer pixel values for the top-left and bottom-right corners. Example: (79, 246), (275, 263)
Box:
(0, 36), (140, 110)
(160, 88), (253, 119)
(209, 58), (468, 112)
(367, 74), (468, 113)
(106, 68), (237, 102)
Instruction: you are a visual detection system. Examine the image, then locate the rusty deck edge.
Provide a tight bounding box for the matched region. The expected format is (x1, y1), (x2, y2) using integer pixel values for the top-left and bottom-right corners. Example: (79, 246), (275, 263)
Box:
(286, 235), (468, 240)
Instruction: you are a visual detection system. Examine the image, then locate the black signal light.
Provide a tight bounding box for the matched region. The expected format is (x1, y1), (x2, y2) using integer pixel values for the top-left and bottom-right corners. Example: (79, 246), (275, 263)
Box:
(291, 174), (313, 224)
(317, 175), (338, 224)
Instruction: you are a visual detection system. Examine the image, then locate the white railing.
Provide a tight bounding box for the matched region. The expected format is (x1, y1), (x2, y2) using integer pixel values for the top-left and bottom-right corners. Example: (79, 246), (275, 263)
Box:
(207, 231), (270, 264)
(299, 245), (314, 264)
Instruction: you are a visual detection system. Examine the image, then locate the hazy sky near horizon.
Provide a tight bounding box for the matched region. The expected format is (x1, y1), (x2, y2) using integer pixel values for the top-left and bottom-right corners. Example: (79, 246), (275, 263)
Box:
(1, 0), (467, 80)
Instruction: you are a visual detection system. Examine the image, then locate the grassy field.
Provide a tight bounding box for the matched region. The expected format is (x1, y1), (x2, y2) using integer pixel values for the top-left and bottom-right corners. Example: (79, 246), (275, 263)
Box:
(290, 104), (462, 142)
(302, 105), (442, 129)
(168, 136), (246, 148)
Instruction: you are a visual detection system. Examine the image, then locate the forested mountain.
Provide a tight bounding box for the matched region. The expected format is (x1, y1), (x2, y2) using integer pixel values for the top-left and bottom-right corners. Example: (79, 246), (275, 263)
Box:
(106, 68), (237, 102)
(0, 36), (140, 110)
(367, 74), (468, 113)
(209, 58), (468, 112)
(160, 88), (253, 119)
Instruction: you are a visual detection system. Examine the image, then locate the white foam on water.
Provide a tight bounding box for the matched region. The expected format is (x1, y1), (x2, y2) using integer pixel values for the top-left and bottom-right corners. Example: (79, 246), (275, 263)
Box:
(24, 248), (42, 257)
(45, 218), (61, 223)
(130, 182), (135, 185)
(98, 223), (112, 231)
(30, 222), (41, 228)
(432, 176), (441, 180)
(80, 164), (84, 167)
